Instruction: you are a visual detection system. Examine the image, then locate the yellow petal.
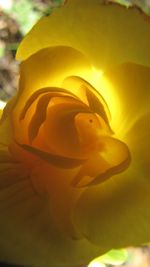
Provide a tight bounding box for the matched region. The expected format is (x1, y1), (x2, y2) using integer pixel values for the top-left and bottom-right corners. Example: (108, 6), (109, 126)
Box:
(72, 137), (130, 187)
(73, 64), (150, 248)
(74, 113), (150, 245)
(35, 96), (90, 158)
(0, 100), (16, 151)
(62, 76), (111, 126)
(17, 0), (150, 68)
(0, 162), (28, 190)
(11, 47), (92, 140)
(101, 63), (150, 137)
(19, 90), (80, 144)
(0, 112), (103, 265)
(18, 46), (91, 104)
(16, 142), (85, 168)
(73, 160), (150, 249)
(0, 149), (106, 266)
(0, 116), (13, 150)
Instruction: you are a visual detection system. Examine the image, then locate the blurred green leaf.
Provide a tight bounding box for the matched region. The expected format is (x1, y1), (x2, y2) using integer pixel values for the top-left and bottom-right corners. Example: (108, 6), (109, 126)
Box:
(99, 249), (128, 265)
(10, 0), (42, 34)
(88, 249), (128, 267)
(0, 46), (5, 58)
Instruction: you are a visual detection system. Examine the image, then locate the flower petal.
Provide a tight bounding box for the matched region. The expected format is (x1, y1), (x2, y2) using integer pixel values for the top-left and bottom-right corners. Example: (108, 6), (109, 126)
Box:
(73, 108), (150, 249)
(0, 150), (106, 267)
(34, 95), (90, 159)
(17, 0), (150, 68)
(0, 117), (13, 150)
(101, 63), (150, 136)
(11, 47), (92, 139)
(73, 63), (150, 249)
(18, 46), (91, 105)
(72, 137), (130, 187)
(16, 142), (86, 168)
(62, 76), (111, 126)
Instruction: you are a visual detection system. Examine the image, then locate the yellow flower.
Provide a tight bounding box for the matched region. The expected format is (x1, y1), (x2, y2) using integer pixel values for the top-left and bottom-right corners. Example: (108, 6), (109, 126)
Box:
(0, 0), (150, 266)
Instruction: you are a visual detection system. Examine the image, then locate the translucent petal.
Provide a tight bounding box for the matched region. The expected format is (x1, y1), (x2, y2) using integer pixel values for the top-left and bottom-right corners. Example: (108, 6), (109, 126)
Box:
(16, 142), (85, 168)
(74, 112), (150, 249)
(0, 150), (106, 267)
(17, 0), (150, 68)
(102, 63), (150, 136)
(17, 47), (91, 105)
(12, 47), (92, 140)
(19, 90), (80, 144)
(0, 117), (13, 150)
(73, 65), (150, 249)
(33, 96), (90, 159)
(62, 76), (111, 126)
(72, 137), (130, 187)
(0, 121), (105, 265)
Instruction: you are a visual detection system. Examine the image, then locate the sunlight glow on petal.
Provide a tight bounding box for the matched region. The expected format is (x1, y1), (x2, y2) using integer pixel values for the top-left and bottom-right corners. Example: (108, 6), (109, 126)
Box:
(86, 68), (121, 132)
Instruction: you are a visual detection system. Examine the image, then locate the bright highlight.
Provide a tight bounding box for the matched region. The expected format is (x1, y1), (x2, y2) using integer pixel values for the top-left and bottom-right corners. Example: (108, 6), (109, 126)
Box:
(0, 100), (6, 110)
(88, 260), (106, 267)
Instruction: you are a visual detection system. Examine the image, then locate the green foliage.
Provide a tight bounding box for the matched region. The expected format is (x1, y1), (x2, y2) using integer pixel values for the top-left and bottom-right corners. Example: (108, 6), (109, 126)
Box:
(99, 249), (128, 265)
(3, 0), (65, 35)
(88, 249), (129, 266)
(10, 0), (42, 34)
(0, 46), (5, 58)
(2, 0), (150, 37)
